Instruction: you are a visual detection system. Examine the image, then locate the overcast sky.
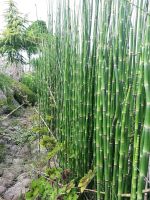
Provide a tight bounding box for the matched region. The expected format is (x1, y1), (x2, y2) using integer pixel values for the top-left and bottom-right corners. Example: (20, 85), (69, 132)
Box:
(0, 0), (48, 32)
(0, 0), (80, 32)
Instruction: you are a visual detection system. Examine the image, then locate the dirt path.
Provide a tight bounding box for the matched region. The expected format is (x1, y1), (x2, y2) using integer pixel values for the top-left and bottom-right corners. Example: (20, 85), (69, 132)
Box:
(0, 107), (38, 200)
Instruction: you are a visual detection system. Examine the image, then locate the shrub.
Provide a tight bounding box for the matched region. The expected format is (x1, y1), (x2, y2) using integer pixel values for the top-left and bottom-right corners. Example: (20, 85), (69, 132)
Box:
(0, 73), (37, 106)
(20, 73), (37, 94)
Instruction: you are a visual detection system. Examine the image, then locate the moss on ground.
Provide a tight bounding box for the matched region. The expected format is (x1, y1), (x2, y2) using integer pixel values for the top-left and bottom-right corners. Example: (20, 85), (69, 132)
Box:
(0, 73), (12, 91)
(0, 98), (7, 107)
(0, 73), (37, 107)
(14, 82), (37, 106)
(20, 73), (37, 94)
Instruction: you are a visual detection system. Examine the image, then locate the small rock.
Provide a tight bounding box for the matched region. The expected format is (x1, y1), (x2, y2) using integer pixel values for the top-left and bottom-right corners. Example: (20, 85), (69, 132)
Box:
(0, 177), (13, 187)
(0, 168), (3, 176)
(18, 145), (29, 156)
(4, 156), (13, 165)
(9, 165), (23, 177)
(13, 158), (24, 165)
(1, 120), (10, 128)
(9, 127), (17, 131)
(17, 173), (28, 181)
(0, 90), (7, 100)
(3, 182), (23, 200)
(5, 144), (12, 149)
(0, 139), (5, 144)
(22, 178), (31, 187)
(11, 145), (19, 154)
(3, 169), (15, 180)
(3, 180), (30, 200)
(0, 186), (6, 194)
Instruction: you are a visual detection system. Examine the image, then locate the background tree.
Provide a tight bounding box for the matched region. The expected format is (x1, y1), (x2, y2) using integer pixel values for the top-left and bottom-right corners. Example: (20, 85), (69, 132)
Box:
(24, 20), (48, 68)
(0, 0), (49, 73)
(0, 0), (27, 65)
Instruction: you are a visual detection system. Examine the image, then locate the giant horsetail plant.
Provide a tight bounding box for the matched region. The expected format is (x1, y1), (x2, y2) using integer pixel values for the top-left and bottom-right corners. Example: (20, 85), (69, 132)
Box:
(35, 0), (150, 199)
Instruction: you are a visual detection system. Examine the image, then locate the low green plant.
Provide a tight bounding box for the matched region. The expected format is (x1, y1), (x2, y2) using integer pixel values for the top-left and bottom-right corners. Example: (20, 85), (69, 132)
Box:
(5, 92), (20, 115)
(26, 130), (79, 200)
(40, 135), (57, 151)
(0, 73), (37, 106)
(26, 164), (95, 200)
(32, 126), (49, 135)
(78, 170), (96, 193)
(20, 73), (37, 94)
(26, 176), (78, 200)
(11, 128), (35, 145)
(13, 82), (37, 106)
(26, 132), (96, 200)
(45, 167), (62, 180)
(0, 73), (12, 91)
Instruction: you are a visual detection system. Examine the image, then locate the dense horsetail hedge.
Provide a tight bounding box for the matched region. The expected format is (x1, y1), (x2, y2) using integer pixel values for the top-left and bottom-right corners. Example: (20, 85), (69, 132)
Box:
(35, 0), (150, 199)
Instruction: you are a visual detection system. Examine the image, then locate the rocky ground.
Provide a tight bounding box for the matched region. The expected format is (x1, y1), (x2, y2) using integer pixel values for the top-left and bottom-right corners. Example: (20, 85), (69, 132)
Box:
(0, 107), (39, 200)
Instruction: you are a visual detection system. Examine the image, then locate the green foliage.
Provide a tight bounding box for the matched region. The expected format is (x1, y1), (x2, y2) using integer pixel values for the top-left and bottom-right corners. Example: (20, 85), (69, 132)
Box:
(63, 191), (78, 200)
(0, 0), (48, 65)
(27, 20), (48, 35)
(45, 114), (53, 122)
(38, 133), (61, 161)
(78, 170), (95, 193)
(0, 73), (12, 91)
(13, 81), (37, 106)
(0, 98), (7, 107)
(47, 144), (62, 160)
(35, 0), (150, 199)
(26, 175), (78, 200)
(45, 167), (62, 180)
(25, 20), (48, 48)
(40, 135), (57, 151)
(26, 162), (95, 199)
(11, 127), (35, 145)
(23, 20), (48, 66)
(26, 131), (78, 200)
(32, 126), (49, 135)
(0, 73), (37, 107)
(20, 73), (37, 93)
(4, 103), (17, 115)
(65, 180), (75, 194)
(0, 74), (19, 115)
(25, 177), (52, 200)
(0, 0), (27, 64)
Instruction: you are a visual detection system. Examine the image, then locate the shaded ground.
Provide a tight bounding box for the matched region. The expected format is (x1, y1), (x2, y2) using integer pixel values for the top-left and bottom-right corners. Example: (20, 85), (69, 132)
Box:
(0, 107), (38, 200)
